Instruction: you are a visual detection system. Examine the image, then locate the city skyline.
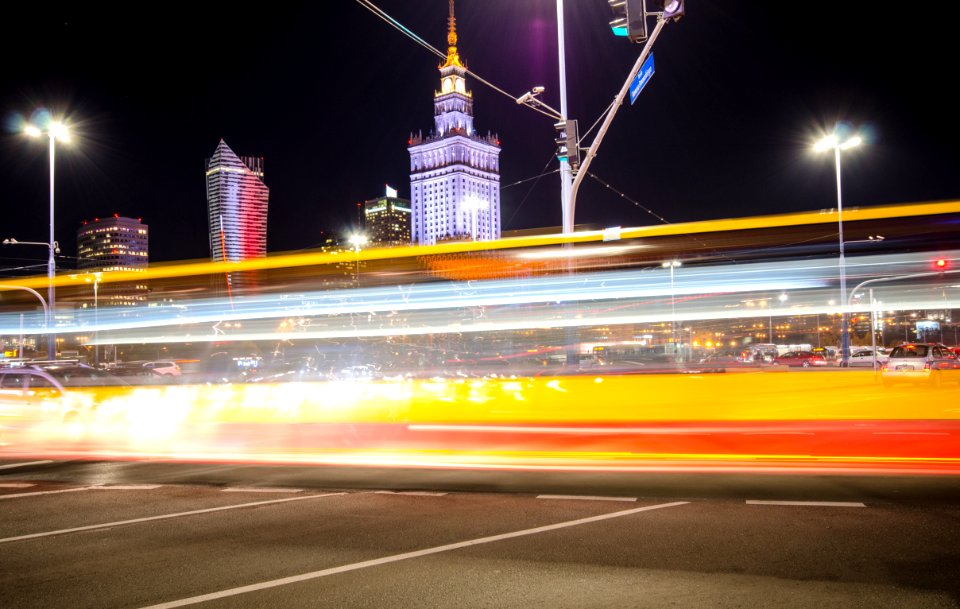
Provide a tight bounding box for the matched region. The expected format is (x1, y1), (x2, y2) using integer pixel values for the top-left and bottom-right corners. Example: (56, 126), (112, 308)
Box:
(1, 1), (958, 268)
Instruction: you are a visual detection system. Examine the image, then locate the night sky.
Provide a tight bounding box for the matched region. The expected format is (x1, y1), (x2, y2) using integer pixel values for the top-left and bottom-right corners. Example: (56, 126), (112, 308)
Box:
(1, 1), (957, 269)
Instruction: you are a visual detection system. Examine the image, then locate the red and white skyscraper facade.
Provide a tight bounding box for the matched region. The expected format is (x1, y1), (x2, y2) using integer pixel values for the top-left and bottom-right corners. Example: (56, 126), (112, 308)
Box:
(408, 0), (501, 245)
(205, 139), (269, 262)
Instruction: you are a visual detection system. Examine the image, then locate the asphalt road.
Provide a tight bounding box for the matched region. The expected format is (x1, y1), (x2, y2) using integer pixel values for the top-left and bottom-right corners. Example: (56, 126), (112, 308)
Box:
(1, 459), (959, 609)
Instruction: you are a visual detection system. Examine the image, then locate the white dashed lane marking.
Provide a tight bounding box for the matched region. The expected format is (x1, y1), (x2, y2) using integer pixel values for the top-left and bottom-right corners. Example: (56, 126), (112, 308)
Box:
(0, 460), (53, 470)
(374, 490), (448, 496)
(222, 487), (303, 493)
(93, 485), (163, 490)
(0, 492), (346, 545)
(746, 500), (866, 507)
(538, 494), (637, 502)
(0, 487), (93, 500)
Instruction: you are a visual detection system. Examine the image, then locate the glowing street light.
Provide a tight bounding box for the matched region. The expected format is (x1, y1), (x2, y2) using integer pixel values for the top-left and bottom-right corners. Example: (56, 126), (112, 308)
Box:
(20, 117), (71, 358)
(348, 234), (368, 288)
(814, 128), (864, 367)
(85, 272), (102, 365)
(662, 260), (681, 357)
(462, 197), (486, 241)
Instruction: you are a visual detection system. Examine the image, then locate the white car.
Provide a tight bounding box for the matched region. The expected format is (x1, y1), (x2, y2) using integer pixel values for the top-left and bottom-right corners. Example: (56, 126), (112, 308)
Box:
(847, 349), (889, 367)
(881, 343), (960, 387)
(142, 361), (182, 376)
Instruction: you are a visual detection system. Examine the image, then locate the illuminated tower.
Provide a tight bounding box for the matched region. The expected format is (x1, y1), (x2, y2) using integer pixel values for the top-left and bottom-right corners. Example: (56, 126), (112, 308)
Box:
(409, 0), (501, 245)
(205, 139), (269, 261)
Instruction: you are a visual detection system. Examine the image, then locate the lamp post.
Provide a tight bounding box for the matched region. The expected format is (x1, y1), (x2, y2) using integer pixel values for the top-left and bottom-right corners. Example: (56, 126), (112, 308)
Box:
(85, 272), (102, 365)
(768, 293), (788, 342)
(462, 197), (486, 241)
(348, 234), (368, 288)
(21, 119), (69, 359)
(814, 130), (863, 367)
(662, 260), (681, 359)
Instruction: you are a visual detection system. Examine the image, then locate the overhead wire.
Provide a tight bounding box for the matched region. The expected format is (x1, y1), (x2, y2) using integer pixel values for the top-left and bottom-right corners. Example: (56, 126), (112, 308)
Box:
(355, 0), (558, 121)
(506, 154), (559, 227)
(584, 171), (736, 261)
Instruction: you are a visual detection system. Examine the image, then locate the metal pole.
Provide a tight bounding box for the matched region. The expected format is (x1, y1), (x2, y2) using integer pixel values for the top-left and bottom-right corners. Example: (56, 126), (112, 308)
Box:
(0, 284), (49, 358)
(869, 288), (878, 377)
(94, 279), (99, 366)
(556, 0), (573, 234)
(835, 144), (849, 367)
(48, 134), (57, 359)
(569, 17), (667, 224)
(670, 264), (677, 351)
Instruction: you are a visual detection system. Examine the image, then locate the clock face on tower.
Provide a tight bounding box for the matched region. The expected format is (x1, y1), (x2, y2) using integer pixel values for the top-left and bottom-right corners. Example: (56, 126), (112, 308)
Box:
(443, 77), (453, 94)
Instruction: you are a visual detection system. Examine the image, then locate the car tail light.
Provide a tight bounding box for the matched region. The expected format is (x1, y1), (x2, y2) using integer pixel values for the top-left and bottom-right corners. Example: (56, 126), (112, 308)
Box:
(923, 362), (932, 370)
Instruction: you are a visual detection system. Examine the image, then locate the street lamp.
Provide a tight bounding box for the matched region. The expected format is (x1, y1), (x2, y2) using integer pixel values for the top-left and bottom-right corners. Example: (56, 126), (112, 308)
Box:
(21, 118), (70, 359)
(85, 272), (102, 365)
(462, 196), (486, 241)
(814, 129), (863, 367)
(769, 293), (788, 342)
(348, 234), (368, 288)
(662, 260), (681, 358)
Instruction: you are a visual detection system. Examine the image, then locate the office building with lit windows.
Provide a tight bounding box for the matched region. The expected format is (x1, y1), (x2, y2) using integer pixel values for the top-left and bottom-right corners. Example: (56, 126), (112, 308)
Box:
(363, 186), (411, 245)
(77, 215), (149, 271)
(76, 215), (149, 307)
(408, 1), (501, 246)
(205, 139), (269, 262)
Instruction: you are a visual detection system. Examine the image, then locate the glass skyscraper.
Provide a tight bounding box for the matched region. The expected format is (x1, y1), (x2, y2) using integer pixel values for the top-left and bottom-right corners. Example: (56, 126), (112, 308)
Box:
(205, 139), (269, 262)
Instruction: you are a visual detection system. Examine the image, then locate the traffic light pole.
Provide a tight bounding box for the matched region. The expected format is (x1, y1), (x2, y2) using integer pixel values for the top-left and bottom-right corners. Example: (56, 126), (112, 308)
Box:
(557, 0), (573, 235)
(568, 17), (666, 226)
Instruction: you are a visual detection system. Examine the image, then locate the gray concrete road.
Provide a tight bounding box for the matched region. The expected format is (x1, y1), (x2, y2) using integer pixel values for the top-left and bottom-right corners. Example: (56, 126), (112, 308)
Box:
(1, 459), (958, 609)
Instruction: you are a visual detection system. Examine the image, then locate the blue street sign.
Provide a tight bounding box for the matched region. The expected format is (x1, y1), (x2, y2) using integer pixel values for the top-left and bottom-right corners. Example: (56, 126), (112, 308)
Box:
(629, 53), (655, 105)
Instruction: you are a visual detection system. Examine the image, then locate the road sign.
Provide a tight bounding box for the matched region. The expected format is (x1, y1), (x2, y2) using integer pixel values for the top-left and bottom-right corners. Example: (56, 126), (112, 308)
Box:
(629, 53), (655, 105)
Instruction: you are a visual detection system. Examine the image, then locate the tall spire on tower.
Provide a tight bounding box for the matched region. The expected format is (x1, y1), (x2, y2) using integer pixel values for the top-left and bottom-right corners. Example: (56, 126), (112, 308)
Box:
(443, 0), (463, 68)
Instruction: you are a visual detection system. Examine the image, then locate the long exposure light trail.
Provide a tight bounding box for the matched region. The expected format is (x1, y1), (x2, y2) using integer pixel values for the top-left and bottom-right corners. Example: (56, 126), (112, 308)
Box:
(3, 202), (960, 477)
(2, 250), (954, 345)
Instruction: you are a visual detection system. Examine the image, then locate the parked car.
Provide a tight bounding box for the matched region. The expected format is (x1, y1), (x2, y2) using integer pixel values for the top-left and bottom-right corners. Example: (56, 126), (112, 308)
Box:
(0, 367), (88, 439)
(847, 349), (889, 368)
(881, 343), (960, 387)
(142, 361), (182, 376)
(27, 362), (127, 387)
(109, 360), (181, 378)
(773, 351), (827, 367)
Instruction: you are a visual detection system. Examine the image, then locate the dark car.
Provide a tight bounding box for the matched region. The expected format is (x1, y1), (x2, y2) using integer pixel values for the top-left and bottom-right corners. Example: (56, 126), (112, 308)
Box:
(28, 362), (128, 387)
(773, 351), (827, 368)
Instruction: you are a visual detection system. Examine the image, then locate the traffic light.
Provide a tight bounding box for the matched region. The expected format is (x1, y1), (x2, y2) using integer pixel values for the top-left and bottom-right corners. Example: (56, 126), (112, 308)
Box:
(607, 0), (647, 43)
(609, 1), (684, 41)
(660, 0), (685, 21)
(555, 120), (580, 170)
